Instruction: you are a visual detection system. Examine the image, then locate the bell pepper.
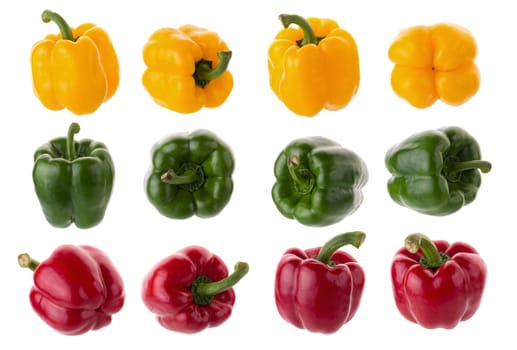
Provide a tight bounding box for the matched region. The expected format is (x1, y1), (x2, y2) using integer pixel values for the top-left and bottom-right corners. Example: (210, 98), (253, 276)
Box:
(32, 123), (115, 229)
(272, 136), (368, 227)
(388, 23), (480, 108)
(391, 233), (487, 329)
(385, 126), (491, 216)
(267, 14), (360, 117)
(141, 245), (249, 334)
(31, 9), (119, 115)
(274, 231), (366, 334)
(142, 25), (233, 114)
(145, 129), (234, 219)
(18, 245), (125, 335)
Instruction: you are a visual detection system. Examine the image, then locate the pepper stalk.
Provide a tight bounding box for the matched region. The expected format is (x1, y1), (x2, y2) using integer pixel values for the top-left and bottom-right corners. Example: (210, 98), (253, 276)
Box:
(287, 155), (315, 195)
(41, 9), (74, 41)
(405, 233), (449, 269)
(445, 158), (492, 182)
(191, 262), (249, 305)
(18, 253), (40, 272)
(194, 51), (232, 88)
(316, 231), (366, 266)
(65, 123), (80, 161)
(279, 14), (318, 46)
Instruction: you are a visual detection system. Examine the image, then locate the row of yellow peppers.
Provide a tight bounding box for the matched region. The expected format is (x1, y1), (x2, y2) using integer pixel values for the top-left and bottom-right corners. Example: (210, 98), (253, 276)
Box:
(31, 10), (480, 117)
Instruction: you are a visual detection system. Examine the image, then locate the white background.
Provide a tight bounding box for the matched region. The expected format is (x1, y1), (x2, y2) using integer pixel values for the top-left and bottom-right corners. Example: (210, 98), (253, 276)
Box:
(2, 0), (514, 348)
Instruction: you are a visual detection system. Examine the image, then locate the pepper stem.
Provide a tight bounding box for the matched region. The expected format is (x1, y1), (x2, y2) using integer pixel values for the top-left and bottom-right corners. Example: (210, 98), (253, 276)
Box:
(287, 155), (315, 195)
(192, 262), (249, 306)
(18, 253), (40, 272)
(161, 169), (197, 185)
(447, 159), (492, 175)
(66, 123), (80, 161)
(405, 233), (448, 269)
(41, 10), (74, 41)
(279, 14), (317, 46)
(316, 231), (366, 265)
(194, 51), (232, 88)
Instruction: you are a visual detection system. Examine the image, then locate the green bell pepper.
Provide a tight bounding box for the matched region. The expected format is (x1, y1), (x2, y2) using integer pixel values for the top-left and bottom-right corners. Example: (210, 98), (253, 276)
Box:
(145, 129), (234, 219)
(272, 136), (368, 227)
(385, 126), (492, 216)
(32, 123), (115, 229)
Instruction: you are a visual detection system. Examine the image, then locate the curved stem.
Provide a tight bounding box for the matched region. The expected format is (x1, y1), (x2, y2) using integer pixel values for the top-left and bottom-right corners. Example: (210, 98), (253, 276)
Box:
(18, 253), (40, 272)
(448, 159), (492, 174)
(316, 231), (366, 265)
(41, 10), (74, 41)
(192, 262), (249, 305)
(161, 169), (197, 185)
(405, 233), (448, 269)
(194, 51), (232, 87)
(287, 155), (314, 194)
(66, 123), (80, 161)
(278, 14), (317, 46)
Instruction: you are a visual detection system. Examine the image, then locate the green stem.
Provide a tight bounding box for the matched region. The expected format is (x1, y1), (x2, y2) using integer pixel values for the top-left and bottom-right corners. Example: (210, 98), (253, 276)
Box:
(66, 123), (80, 161)
(447, 159), (492, 174)
(41, 10), (74, 41)
(194, 51), (232, 88)
(287, 156), (315, 194)
(18, 253), (40, 272)
(316, 231), (366, 265)
(192, 262), (249, 306)
(405, 233), (448, 269)
(278, 14), (317, 46)
(161, 169), (197, 185)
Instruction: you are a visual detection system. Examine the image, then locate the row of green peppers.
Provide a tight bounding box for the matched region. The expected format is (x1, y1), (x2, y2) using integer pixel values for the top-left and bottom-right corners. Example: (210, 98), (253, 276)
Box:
(32, 123), (492, 229)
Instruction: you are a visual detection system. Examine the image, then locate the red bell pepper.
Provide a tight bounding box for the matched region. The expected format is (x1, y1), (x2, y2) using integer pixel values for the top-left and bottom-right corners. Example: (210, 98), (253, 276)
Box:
(274, 231), (366, 334)
(141, 245), (249, 334)
(391, 233), (487, 329)
(18, 245), (125, 335)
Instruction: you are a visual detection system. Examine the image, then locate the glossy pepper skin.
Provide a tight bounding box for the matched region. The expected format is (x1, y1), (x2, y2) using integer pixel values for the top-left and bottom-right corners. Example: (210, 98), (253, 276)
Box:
(272, 136), (368, 227)
(388, 23), (479, 108)
(31, 10), (119, 115)
(32, 123), (115, 229)
(18, 245), (125, 335)
(142, 245), (249, 334)
(275, 232), (366, 334)
(268, 14), (360, 117)
(142, 25), (233, 114)
(391, 233), (487, 329)
(385, 126), (491, 216)
(145, 129), (234, 219)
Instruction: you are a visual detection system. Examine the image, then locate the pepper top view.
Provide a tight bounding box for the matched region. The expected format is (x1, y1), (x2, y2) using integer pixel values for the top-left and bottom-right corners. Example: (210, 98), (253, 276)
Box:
(272, 136), (368, 227)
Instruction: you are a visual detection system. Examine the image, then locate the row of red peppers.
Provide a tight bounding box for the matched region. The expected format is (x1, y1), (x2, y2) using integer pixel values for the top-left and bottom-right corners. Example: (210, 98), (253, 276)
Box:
(18, 231), (487, 335)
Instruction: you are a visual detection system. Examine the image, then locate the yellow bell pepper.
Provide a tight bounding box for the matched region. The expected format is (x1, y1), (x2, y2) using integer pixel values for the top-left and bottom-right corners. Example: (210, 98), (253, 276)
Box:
(142, 25), (233, 114)
(267, 14), (360, 117)
(388, 23), (480, 108)
(31, 10), (119, 115)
